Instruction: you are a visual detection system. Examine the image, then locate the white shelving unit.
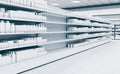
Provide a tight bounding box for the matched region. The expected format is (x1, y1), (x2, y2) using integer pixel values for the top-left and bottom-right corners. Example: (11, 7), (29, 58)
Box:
(113, 25), (120, 40)
(0, 39), (111, 74)
(0, 0), (113, 73)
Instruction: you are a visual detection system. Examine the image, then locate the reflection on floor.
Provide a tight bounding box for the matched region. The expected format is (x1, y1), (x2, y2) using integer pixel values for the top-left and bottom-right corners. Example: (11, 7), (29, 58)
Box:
(24, 40), (120, 74)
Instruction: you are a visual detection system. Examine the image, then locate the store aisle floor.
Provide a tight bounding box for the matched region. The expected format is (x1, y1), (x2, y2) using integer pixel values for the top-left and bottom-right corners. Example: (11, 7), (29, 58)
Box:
(24, 40), (120, 74)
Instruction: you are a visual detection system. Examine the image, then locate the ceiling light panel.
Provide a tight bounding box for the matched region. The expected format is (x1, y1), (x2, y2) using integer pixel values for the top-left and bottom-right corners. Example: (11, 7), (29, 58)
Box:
(51, 3), (59, 6)
(72, 0), (80, 3)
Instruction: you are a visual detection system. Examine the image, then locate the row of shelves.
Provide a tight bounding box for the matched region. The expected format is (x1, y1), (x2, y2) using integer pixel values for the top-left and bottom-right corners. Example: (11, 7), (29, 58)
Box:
(0, 20), (112, 35)
(0, 37), (47, 51)
(0, 30), (112, 36)
(0, 46), (47, 67)
(67, 37), (110, 48)
(0, 21), (47, 33)
(0, 31), (112, 36)
(0, 0), (47, 9)
(0, 8), (47, 21)
(113, 25), (120, 39)
(0, 17), (112, 28)
(0, 38), (111, 74)
(0, 32), (111, 51)
(0, 37), (111, 65)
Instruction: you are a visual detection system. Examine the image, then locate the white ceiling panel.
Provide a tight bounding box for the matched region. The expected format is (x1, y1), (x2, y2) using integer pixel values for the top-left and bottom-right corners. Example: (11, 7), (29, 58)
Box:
(48, 0), (86, 8)
(47, 0), (120, 8)
(94, 14), (120, 23)
(75, 0), (94, 6)
(73, 8), (120, 16)
(109, 0), (120, 3)
(95, 15), (120, 24)
(79, 0), (95, 5)
(98, 0), (111, 4)
(87, 0), (103, 5)
(60, 0), (88, 7)
(95, 15), (120, 19)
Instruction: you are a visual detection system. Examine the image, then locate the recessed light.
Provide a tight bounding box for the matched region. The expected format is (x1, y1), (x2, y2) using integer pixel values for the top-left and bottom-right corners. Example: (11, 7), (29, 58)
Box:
(72, 0), (80, 3)
(51, 3), (59, 6)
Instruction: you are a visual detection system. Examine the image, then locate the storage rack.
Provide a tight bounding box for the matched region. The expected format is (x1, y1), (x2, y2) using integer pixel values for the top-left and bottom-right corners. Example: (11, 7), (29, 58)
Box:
(0, 0), (113, 73)
(113, 25), (120, 40)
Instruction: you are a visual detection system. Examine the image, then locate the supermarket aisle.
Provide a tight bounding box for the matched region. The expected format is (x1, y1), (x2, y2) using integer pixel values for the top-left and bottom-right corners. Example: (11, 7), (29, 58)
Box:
(23, 40), (120, 74)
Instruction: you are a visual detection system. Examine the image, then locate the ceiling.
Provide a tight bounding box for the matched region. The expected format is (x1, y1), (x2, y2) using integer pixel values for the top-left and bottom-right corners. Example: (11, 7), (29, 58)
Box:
(73, 8), (120, 24)
(94, 14), (120, 24)
(47, 0), (120, 9)
(47, 0), (120, 24)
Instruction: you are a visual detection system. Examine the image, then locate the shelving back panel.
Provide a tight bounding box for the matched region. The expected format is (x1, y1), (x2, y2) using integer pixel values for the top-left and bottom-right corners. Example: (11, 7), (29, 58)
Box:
(40, 14), (68, 51)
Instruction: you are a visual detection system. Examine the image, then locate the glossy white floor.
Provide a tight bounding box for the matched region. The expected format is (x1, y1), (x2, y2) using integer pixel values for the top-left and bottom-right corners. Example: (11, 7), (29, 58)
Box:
(23, 40), (120, 74)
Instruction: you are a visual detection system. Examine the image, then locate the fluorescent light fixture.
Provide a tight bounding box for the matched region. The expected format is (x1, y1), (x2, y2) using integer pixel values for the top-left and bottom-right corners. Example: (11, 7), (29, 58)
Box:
(72, 0), (80, 3)
(51, 3), (59, 6)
